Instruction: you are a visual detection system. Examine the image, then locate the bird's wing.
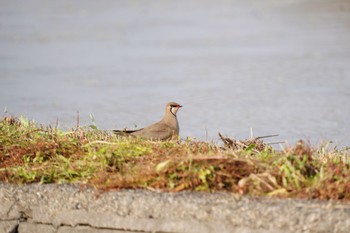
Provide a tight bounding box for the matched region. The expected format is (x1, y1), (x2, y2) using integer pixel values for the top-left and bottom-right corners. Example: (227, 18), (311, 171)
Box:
(131, 122), (174, 140)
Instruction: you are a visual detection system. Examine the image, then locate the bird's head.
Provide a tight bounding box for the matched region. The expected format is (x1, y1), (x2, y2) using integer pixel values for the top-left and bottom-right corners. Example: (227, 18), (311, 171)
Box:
(166, 102), (182, 116)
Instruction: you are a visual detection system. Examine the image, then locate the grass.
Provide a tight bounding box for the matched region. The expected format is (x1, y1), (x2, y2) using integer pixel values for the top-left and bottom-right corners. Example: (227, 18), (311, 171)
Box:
(1, 116), (350, 201)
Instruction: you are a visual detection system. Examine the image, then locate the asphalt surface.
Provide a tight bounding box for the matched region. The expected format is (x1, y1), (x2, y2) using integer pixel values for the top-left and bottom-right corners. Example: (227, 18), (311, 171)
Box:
(1, 183), (350, 233)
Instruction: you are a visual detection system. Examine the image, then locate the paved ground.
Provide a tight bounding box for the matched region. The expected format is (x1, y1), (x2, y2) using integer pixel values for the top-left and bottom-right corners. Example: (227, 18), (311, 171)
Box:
(1, 183), (350, 233)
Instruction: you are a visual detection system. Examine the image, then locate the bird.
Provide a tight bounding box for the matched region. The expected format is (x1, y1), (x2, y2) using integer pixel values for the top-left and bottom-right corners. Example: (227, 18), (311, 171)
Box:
(113, 102), (182, 140)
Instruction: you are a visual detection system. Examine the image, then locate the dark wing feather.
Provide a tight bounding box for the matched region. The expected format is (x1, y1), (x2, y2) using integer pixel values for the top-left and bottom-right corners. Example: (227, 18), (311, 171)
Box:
(113, 128), (144, 136)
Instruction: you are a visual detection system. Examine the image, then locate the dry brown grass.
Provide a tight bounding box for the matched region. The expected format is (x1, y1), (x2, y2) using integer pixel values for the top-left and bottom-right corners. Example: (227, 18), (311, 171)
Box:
(1, 116), (350, 201)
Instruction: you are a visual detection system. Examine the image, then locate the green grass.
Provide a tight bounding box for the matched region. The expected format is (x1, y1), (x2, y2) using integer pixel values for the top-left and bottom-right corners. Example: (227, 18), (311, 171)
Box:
(1, 116), (349, 201)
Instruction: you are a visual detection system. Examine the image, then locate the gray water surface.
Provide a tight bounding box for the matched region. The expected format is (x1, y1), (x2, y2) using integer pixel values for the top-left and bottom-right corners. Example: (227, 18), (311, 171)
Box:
(1, 0), (350, 145)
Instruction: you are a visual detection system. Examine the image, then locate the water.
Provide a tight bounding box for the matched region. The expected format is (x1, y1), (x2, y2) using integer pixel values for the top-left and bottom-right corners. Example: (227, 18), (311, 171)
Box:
(1, 0), (350, 146)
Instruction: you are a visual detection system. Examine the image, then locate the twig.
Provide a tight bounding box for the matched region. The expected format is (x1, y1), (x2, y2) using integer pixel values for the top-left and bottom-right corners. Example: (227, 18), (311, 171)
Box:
(82, 140), (119, 147)
(76, 111), (80, 129)
(191, 155), (230, 161)
(255, 134), (279, 139)
(267, 141), (286, 145)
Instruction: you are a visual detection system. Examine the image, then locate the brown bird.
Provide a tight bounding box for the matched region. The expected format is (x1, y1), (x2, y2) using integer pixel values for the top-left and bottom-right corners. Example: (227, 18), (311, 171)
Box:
(113, 102), (182, 140)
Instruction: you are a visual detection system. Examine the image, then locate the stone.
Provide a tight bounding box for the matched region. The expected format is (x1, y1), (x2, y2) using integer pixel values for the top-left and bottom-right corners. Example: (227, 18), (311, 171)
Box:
(18, 222), (56, 233)
(0, 220), (18, 233)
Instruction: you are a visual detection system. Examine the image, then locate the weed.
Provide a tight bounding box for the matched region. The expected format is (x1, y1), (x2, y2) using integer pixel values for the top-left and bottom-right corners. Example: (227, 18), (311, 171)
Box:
(0, 116), (350, 201)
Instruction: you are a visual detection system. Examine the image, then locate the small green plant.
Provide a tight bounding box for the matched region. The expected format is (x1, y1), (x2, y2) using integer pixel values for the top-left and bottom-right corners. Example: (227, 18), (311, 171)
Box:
(1, 116), (350, 201)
